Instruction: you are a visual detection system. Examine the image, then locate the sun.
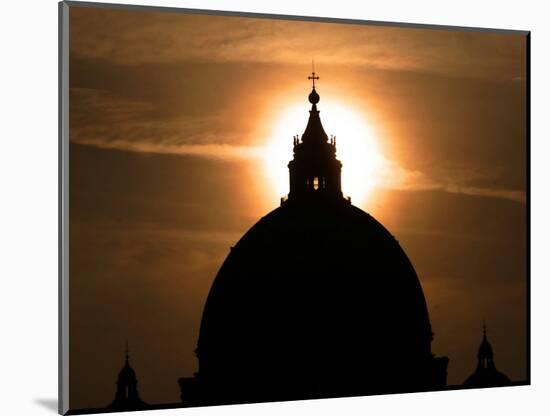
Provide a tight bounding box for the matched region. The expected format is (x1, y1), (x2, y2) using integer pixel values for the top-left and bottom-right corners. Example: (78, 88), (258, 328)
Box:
(263, 100), (385, 206)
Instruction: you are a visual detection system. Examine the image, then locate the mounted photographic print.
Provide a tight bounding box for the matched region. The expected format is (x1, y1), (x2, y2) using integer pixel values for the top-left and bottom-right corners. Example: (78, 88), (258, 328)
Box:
(59, 1), (529, 414)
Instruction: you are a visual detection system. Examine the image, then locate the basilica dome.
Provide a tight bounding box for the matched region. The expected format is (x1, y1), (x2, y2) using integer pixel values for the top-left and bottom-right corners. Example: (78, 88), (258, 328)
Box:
(180, 77), (448, 406)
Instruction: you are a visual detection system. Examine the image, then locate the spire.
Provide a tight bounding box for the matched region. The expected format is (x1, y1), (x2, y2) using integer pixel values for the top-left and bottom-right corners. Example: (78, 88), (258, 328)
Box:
(286, 71), (343, 201)
(477, 322), (494, 366)
(302, 70), (328, 144)
(125, 340), (130, 365)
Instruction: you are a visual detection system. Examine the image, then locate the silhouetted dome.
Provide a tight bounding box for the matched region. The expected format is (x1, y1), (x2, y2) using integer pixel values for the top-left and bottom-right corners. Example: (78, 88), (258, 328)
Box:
(478, 336), (493, 360)
(181, 73), (448, 406)
(118, 360), (137, 382)
(196, 198), (436, 401)
(308, 88), (320, 104)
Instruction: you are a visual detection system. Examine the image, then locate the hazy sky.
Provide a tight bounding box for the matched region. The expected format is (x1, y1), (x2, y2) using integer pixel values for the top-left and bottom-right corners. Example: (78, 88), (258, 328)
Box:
(68, 5), (527, 410)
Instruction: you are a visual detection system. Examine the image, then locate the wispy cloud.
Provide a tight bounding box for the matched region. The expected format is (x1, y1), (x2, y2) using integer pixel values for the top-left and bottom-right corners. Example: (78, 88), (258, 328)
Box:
(73, 129), (525, 204)
(73, 136), (261, 161)
(70, 7), (526, 80)
(440, 184), (525, 203)
(385, 163), (526, 203)
(70, 81), (526, 205)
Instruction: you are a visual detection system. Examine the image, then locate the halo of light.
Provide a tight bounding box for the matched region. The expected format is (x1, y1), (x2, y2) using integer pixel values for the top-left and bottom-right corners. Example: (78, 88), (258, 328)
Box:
(263, 101), (385, 206)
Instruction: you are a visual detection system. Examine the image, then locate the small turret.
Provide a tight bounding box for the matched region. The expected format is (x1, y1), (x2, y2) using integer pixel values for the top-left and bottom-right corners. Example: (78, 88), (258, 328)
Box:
(108, 342), (148, 411)
(463, 324), (512, 388)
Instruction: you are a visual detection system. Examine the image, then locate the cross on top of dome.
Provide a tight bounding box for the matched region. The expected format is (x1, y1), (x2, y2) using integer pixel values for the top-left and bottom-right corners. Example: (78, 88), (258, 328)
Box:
(308, 63), (320, 104)
(308, 70), (319, 89)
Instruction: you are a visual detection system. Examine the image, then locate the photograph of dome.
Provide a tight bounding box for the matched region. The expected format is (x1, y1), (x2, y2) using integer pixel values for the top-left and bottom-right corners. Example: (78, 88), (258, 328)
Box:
(179, 81), (449, 406)
(59, 2), (529, 414)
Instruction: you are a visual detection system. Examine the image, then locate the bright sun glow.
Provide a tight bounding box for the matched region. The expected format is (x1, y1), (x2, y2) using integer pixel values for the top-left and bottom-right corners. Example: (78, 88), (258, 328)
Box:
(264, 101), (385, 205)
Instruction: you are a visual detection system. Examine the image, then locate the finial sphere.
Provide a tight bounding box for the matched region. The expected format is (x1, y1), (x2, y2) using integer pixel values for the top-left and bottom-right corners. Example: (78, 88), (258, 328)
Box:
(308, 88), (320, 104)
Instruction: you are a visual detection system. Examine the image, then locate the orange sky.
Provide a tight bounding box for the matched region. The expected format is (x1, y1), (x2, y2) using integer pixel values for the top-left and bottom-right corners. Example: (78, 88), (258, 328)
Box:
(68, 5), (527, 410)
